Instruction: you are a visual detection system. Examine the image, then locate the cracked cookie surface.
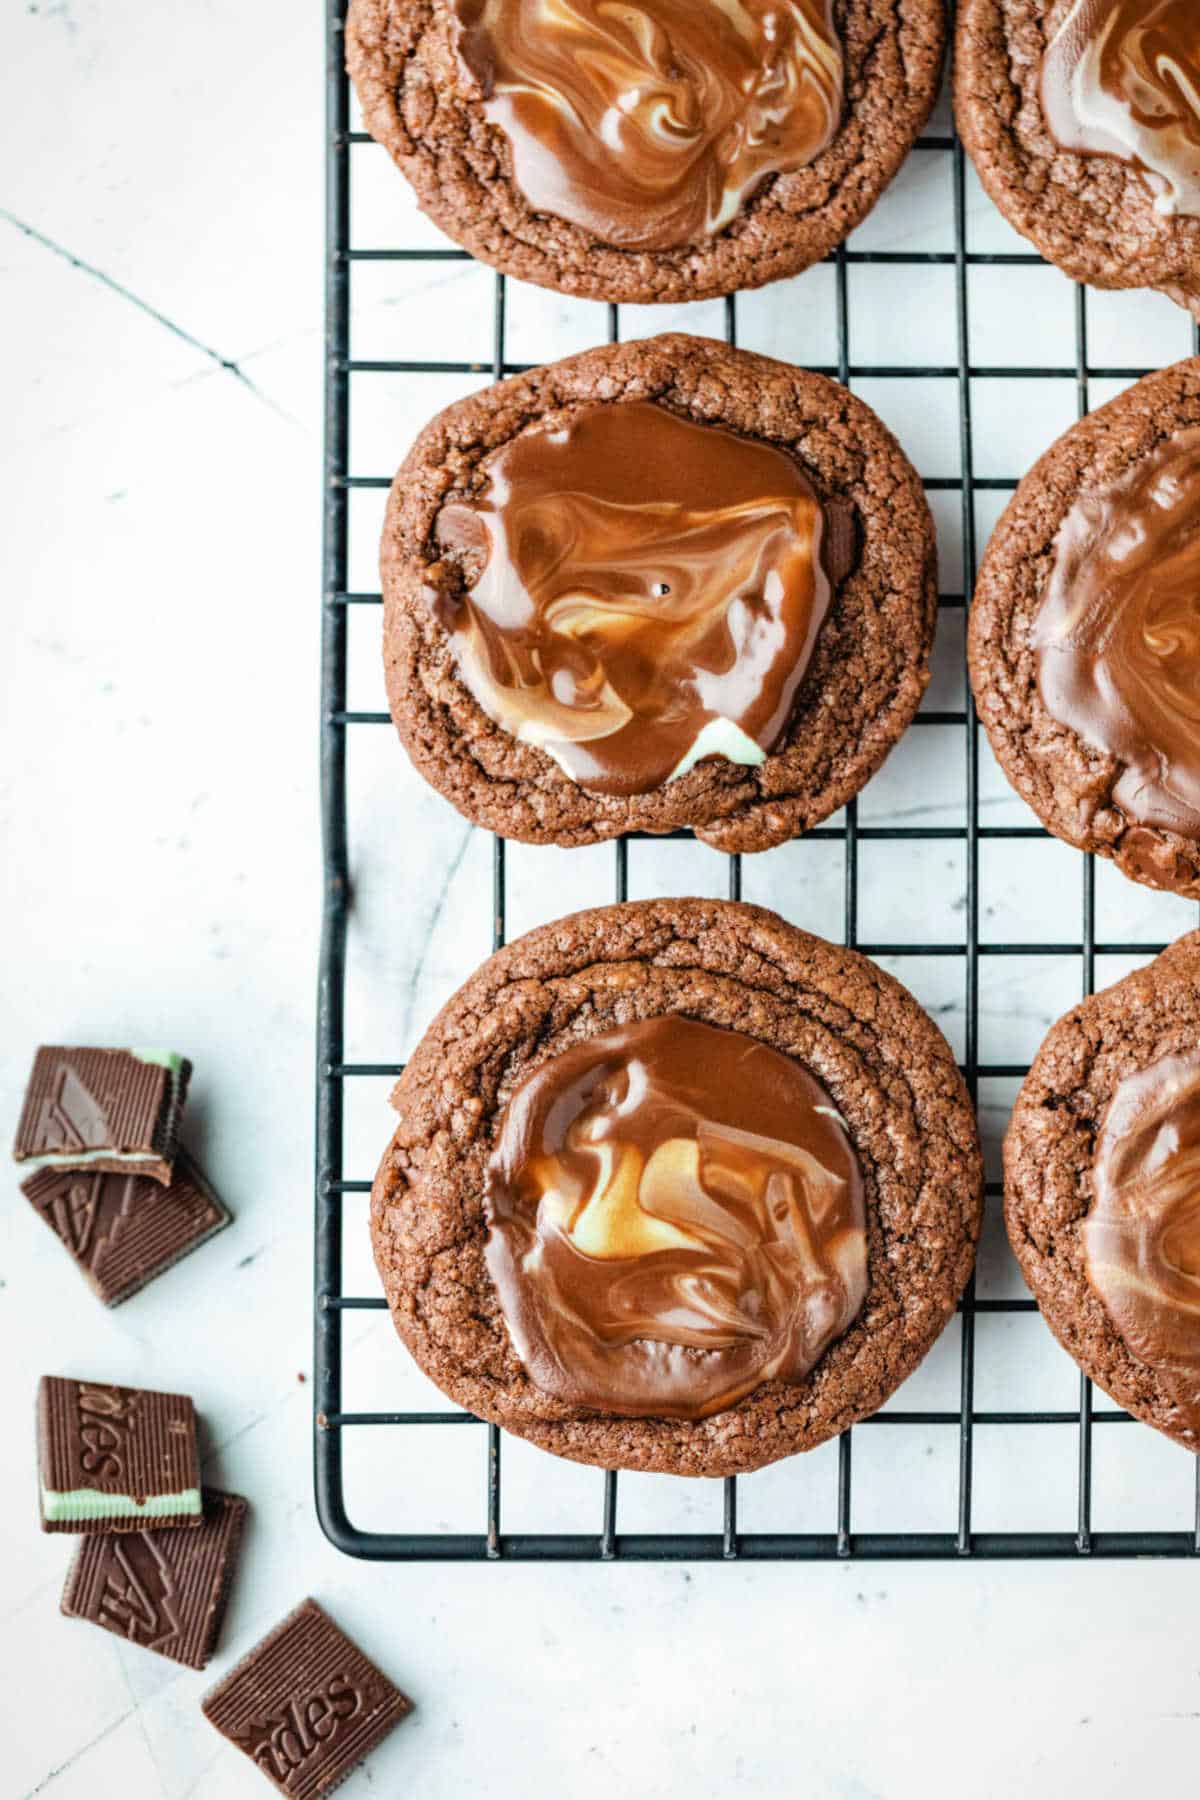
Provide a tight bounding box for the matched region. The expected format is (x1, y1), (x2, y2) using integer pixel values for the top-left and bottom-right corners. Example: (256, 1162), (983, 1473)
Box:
(968, 358), (1200, 900)
(381, 333), (937, 853)
(346, 0), (945, 303)
(1005, 933), (1200, 1450)
(955, 0), (1200, 319)
(371, 899), (983, 1476)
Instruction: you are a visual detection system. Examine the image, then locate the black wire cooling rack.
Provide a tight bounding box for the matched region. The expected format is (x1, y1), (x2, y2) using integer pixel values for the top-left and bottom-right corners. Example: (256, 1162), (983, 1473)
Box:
(316, 0), (1200, 1560)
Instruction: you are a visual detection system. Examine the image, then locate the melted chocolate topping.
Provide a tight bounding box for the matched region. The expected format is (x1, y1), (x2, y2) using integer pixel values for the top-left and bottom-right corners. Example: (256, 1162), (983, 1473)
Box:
(1031, 427), (1200, 841)
(484, 1015), (868, 1420)
(428, 400), (849, 797)
(1085, 1049), (1200, 1432)
(1040, 0), (1200, 216)
(450, 0), (844, 250)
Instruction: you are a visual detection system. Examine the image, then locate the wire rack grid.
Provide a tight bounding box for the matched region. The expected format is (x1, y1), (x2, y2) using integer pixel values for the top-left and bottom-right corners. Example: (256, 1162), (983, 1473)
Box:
(317, 0), (1200, 1560)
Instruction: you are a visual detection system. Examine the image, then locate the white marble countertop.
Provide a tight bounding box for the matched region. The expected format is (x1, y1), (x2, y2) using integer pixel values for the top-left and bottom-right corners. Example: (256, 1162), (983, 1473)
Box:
(3, 3), (1199, 1795)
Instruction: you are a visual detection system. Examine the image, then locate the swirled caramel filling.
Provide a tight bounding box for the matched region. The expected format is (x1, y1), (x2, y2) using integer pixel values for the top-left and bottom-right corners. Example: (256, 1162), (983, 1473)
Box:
(427, 400), (850, 797)
(1085, 1049), (1200, 1430)
(449, 0), (844, 249)
(1040, 0), (1200, 216)
(484, 1015), (867, 1420)
(1031, 427), (1200, 841)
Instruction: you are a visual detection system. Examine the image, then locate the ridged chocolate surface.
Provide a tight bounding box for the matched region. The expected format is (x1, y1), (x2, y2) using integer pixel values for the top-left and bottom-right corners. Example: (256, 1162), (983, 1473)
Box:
(13, 1047), (192, 1185)
(202, 1598), (413, 1797)
(22, 1151), (230, 1306)
(62, 1489), (247, 1669)
(37, 1375), (202, 1533)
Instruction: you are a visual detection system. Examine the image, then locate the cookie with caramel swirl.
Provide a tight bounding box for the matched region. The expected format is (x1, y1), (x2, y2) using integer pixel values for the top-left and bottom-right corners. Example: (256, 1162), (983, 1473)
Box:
(370, 899), (982, 1476)
(379, 334), (937, 853)
(346, 0), (945, 303)
(1006, 931), (1200, 1450)
(969, 357), (1200, 899)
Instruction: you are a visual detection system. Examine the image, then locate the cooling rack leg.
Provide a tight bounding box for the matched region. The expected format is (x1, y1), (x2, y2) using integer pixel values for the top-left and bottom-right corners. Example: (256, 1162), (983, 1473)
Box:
(315, 0), (356, 1556)
(602, 1471), (618, 1559)
(953, 139), (979, 1557)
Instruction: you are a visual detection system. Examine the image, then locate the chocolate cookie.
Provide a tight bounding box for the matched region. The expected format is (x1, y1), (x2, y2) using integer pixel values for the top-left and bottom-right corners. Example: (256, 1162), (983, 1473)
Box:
(955, 0), (1200, 319)
(380, 333), (937, 853)
(371, 899), (983, 1477)
(346, 0), (945, 305)
(1005, 932), (1200, 1450)
(968, 358), (1200, 899)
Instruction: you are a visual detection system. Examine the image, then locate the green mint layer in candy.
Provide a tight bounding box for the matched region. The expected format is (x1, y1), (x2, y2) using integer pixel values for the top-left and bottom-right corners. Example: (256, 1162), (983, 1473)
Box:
(129, 1050), (187, 1075)
(40, 1484), (204, 1524)
(19, 1147), (162, 1175)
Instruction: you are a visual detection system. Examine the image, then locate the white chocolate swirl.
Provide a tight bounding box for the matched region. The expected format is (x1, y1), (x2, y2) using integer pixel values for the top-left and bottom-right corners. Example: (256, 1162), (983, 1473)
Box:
(451, 0), (844, 249)
(1041, 0), (1200, 217)
(1085, 1049), (1200, 1431)
(485, 1016), (867, 1420)
(429, 400), (837, 798)
(1031, 427), (1200, 840)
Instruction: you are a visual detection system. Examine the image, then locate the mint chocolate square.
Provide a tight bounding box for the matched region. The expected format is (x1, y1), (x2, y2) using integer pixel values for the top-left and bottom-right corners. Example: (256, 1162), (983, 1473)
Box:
(23, 1150), (230, 1306)
(13, 1046), (192, 1186)
(62, 1488), (247, 1669)
(37, 1375), (202, 1533)
(202, 1599), (413, 1796)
